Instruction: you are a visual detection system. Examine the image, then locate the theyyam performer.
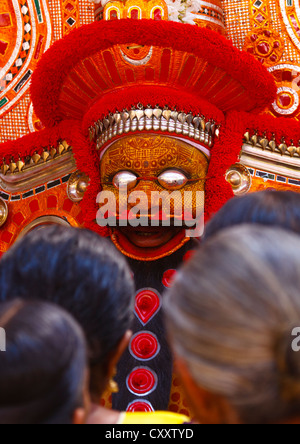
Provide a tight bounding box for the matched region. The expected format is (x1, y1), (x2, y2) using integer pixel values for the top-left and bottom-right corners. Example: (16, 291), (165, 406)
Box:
(0, 0), (299, 415)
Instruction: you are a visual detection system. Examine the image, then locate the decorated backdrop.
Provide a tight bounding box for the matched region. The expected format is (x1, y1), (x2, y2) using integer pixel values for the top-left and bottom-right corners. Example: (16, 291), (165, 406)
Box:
(1, 1), (300, 144)
(0, 0), (94, 143)
(223, 0), (300, 120)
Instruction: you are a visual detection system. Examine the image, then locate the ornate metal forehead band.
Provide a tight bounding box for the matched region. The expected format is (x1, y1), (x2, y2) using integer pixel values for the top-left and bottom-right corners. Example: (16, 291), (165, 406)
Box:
(89, 104), (221, 151)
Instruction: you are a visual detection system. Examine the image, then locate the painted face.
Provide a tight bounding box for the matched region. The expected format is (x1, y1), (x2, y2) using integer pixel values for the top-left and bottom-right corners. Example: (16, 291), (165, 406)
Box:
(99, 134), (209, 260)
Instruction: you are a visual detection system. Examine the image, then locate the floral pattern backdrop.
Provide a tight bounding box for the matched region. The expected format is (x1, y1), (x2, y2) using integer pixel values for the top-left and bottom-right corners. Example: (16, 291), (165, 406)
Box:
(223, 0), (300, 121)
(0, 0), (94, 143)
(0, 0), (299, 145)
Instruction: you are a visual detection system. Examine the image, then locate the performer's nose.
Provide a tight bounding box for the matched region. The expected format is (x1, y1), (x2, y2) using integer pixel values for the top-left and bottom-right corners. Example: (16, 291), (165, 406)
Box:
(127, 181), (154, 212)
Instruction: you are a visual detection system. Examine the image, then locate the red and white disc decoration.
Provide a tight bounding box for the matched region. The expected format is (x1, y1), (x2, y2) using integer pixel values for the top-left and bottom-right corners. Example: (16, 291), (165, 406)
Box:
(273, 86), (299, 116)
(268, 64), (300, 118)
(162, 269), (177, 288)
(126, 399), (154, 413)
(130, 331), (160, 361)
(127, 367), (158, 396)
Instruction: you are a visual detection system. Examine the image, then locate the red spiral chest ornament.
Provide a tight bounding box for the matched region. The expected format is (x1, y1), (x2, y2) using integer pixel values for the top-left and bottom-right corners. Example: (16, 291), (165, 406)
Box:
(127, 367), (158, 396)
(130, 331), (160, 361)
(124, 287), (163, 412)
(135, 289), (161, 325)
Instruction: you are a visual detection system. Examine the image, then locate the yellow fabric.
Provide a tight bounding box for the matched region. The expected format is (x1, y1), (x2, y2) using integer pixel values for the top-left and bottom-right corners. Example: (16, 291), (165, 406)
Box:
(120, 411), (190, 424)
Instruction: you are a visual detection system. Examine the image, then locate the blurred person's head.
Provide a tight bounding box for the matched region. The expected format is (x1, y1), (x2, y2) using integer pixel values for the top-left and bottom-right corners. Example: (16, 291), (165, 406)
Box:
(0, 299), (88, 424)
(165, 225), (300, 424)
(204, 190), (300, 241)
(0, 226), (134, 403)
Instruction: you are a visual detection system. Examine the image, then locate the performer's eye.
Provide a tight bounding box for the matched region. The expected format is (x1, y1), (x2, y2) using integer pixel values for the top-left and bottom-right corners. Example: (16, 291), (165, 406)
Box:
(113, 171), (138, 190)
(158, 170), (188, 190)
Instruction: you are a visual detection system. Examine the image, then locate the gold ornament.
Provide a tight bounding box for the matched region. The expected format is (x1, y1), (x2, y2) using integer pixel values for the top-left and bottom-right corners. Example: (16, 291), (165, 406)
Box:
(226, 163), (252, 195)
(67, 171), (90, 202)
(0, 198), (8, 228)
(108, 378), (119, 394)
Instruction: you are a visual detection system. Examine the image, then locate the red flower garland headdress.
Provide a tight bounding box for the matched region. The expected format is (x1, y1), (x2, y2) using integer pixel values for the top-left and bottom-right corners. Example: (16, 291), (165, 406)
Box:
(1, 14), (278, 235)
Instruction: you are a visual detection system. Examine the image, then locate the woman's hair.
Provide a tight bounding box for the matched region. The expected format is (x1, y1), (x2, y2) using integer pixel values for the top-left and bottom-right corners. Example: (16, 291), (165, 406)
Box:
(165, 225), (300, 424)
(204, 190), (300, 241)
(0, 299), (87, 424)
(0, 226), (134, 400)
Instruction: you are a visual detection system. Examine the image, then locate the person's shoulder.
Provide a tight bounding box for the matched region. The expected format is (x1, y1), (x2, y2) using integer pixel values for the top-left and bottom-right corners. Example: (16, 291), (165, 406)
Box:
(120, 411), (191, 424)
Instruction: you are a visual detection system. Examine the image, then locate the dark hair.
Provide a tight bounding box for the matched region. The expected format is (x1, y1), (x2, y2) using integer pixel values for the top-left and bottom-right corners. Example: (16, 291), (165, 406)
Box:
(0, 299), (87, 424)
(0, 226), (134, 400)
(204, 190), (300, 241)
(165, 225), (300, 424)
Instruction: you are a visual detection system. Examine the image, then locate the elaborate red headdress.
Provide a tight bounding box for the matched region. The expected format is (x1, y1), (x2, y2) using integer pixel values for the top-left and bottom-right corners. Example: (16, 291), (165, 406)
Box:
(23, 14), (275, 236)
(0, 4), (277, 245)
